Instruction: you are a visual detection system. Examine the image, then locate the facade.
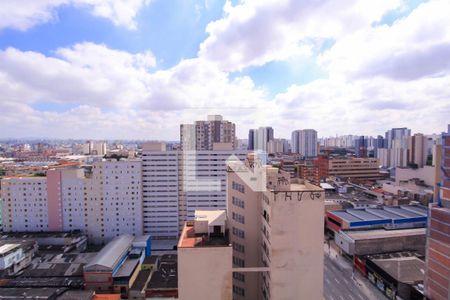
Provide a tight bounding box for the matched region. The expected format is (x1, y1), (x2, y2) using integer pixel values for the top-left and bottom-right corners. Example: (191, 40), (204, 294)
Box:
(227, 156), (324, 299)
(177, 210), (232, 300)
(328, 158), (381, 180)
(424, 125), (450, 300)
(1, 160), (143, 244)
(248, 129), (255, 151)
(180, 115), (236, 150)
(141, 142), (247, 240)
(408, 133), (425, 167)
(249, 127), (274, 152)
(291, 129), (318, 157)
(355, 136), (368, 158)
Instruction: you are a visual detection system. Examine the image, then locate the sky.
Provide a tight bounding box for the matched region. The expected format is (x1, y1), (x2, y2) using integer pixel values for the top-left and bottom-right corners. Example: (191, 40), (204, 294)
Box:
(0, 0), (449, 140)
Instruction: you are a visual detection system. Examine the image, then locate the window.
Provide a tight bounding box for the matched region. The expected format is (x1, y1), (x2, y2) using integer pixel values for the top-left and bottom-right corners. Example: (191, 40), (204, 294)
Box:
(232, 181), (245, 193)
(233, 285), (245, 296)
(233, 272), (245, 282)
(232, 196), (244, 209)
(232, 212), (245, 224)
(233, 256), (245, 267)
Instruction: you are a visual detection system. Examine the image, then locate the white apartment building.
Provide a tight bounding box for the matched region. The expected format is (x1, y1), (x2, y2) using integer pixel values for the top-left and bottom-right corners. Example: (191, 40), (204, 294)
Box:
(227, 154), (324, 300)
(142, 143), (181, 240)
(141, 142), (247, 240)
(1, 159), (143, 244)
(1, 177), (48, 232)
(85, 160), (143, 243)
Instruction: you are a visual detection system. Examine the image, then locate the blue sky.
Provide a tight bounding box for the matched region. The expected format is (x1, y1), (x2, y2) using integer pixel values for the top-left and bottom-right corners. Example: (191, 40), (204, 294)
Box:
(0, 0), (448, 139)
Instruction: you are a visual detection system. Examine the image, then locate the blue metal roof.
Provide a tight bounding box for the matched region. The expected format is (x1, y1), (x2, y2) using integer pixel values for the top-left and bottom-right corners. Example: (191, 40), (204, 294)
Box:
(329, 205), (428, 228)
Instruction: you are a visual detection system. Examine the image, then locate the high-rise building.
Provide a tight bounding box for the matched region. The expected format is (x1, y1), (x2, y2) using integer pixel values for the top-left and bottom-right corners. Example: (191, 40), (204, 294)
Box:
(82, 141), (107, 155)
(354, 136), (368, 158)
(408, 133), (425, 167)
(249, 127), (274, 152)
(180, 115), (236, 150)
(1, 159), (143, 244)
(385, 128), (411, 149)
(292, 129), (318, 157)
(141, 142), (247, 240)
(424, 125), (450, 300)
(227, 154), (324, 299)
(248, 129), (255, 150)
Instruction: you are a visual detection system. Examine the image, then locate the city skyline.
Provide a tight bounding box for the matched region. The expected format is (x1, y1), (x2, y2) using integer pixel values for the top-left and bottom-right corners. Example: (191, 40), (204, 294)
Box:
(1, 0), (449, 139)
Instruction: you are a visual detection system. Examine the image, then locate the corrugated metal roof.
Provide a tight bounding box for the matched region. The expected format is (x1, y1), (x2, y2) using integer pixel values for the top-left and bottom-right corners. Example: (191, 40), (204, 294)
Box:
(113, 258), (139, 278)
(84, 235), (133, 272)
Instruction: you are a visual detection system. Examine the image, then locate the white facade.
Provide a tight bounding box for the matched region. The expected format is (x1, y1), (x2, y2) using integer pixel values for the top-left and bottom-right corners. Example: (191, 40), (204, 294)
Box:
(1, 177), (48, 232)
(142, 144), (181, 239)
(141, 142), (247, 239)
(292, 129), (318, 157)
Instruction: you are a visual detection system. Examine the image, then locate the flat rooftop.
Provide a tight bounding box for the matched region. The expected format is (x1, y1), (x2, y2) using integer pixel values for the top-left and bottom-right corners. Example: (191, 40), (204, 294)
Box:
(328, 205), (428, 228)
(343, 228), (426, 240)
(178, 223), (230, 248)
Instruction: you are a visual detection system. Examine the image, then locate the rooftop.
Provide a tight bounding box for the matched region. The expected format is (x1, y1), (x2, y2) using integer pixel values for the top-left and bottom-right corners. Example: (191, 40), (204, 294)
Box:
(328, 205), (428, 228)
(178, 223), (230, 248)
(370, 256), (425, 284)
(343, 228), (426, 241)
(84, 235), (133, 273)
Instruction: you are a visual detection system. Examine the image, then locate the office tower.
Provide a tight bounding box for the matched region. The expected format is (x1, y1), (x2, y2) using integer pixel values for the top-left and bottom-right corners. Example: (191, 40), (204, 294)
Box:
(354, 136), (368, 158)
(180, 115), (236, 150)
(250, 127), (274, 152)
(408, 133), (425, 167)
(424, 125), (450, 300)
(141, 142), (247, 240)
(1, 160), (143, 244)
(248, 129), (255, 150)
(178, 210), (232, 300)
(227, 154), (324, 299)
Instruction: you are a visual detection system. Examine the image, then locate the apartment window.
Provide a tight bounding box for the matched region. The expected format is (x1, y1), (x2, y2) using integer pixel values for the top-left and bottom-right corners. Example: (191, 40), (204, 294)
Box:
(233, 242), (245, 253)
(233, 272), (245, 283)
(233, 285), (245, 297)
(232, 212), (245, 224)
(233, 256), (245, 267)
(232, 181), (245, 193)
(232, 227), (245, 239)
(232, 196), (244, 209)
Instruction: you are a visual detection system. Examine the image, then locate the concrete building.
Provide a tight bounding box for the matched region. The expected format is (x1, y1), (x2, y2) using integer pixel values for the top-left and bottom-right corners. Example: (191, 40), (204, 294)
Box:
(408, 133), (425, 167)
(266, 138), (288, 154)
(424, 125), (450, 300)
(142, 143), (181, 240)
(248, 127), (274, 152)
(328, 158), (381, 180)
(291, 129), (318, 157)
(180, 115), (236, 150)
(1, 159), (143, 244)
(141, 142), (247, 241)
(178, 210), (232, 300)
(227, 155), (324, 299)
(248, 129), (255, 151)
(83, 141), (107, 156)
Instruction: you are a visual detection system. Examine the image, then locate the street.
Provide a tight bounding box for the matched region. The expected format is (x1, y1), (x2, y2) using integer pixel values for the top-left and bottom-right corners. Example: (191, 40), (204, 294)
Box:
(324, 244), (386, 300)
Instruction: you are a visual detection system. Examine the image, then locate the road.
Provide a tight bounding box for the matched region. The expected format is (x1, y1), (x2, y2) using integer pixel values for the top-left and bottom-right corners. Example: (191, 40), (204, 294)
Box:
(324, 245), (386, 300)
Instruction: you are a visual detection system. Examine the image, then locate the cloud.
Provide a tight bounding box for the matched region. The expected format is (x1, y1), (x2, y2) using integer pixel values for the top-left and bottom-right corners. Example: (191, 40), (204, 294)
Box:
(0, 0), (150, 31)
(320, 0), (450, 81)
(199, 0), (401, 71)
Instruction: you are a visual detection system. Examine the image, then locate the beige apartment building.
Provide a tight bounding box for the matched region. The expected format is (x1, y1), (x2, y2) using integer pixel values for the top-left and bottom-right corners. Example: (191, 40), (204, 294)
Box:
(227, 153), (324, 300)
(328, 157), (382, 180)
(178, 210), (232, 300)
